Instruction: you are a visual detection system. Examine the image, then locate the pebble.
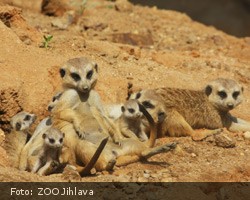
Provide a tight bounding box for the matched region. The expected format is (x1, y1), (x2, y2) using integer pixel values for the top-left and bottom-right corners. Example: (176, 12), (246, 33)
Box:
(243, 131), (250, 140)
(214, 133), (236, 148)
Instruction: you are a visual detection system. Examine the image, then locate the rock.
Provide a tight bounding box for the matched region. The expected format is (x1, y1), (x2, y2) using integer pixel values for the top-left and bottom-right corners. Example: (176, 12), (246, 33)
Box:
(115, 0), (133, 12)
(112, 32), (154, 47)
(0, 129), (5, 146)
(214, 133), (236, 148)
(243, 131), (250, 140)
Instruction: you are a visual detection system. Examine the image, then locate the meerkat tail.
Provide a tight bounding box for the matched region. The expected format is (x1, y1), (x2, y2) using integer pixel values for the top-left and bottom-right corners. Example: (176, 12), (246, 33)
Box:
(79, 137), (109, 176)
(138, 103), (157, 148)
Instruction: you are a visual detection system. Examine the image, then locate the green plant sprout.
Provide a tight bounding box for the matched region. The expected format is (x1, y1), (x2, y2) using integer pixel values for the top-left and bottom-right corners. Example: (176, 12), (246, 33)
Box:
(42, 35), (53, 48)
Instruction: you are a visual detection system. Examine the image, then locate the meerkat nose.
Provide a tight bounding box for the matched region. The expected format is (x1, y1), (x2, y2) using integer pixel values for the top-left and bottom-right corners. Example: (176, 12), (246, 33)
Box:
(227, 103), (234, 109)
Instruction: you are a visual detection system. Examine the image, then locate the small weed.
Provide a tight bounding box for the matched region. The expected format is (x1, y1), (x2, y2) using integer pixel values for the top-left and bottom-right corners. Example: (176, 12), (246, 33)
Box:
(41, 35), (53, 49)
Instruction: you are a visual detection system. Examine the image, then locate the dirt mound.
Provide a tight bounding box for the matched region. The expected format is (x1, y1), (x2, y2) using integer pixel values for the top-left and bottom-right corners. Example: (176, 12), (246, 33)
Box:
(0, 0), (249, 182)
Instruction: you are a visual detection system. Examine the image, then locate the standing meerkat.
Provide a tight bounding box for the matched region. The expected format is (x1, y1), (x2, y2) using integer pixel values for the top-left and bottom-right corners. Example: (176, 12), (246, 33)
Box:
(58, 57), (123, 144)
(118, 99), (148, 141)
(4, 111), (36, 168)
(130, 78), (248, 140)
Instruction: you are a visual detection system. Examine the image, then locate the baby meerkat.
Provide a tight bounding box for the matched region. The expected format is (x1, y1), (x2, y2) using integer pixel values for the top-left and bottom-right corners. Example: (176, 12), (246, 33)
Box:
(31, 127), (64, 176)
(4, 111), (36, 168)
(118, 99), (148, 141)
(130, 78), (248, 140)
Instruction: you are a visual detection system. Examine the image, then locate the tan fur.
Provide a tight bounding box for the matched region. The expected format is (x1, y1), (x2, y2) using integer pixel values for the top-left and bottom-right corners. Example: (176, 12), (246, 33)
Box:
(4, 111), (36, 168)
(130, 78), (248, 140)
(54, 57), (175, 168)
(118, 99), (148, 141)
(31, 127), (64, 176)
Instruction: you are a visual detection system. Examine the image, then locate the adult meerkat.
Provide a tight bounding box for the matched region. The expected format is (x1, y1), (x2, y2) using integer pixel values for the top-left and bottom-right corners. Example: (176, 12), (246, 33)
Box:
(118, 99), (148, 141)
(58, 57), (123, 144)
(4, 111), (36, 168)
(31, 127), (64, 176)
(130, 78), (248, 140)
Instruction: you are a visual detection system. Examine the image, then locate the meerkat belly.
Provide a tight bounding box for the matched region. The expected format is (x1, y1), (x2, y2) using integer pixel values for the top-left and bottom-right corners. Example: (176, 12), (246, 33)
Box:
(119, 139), (145, 156)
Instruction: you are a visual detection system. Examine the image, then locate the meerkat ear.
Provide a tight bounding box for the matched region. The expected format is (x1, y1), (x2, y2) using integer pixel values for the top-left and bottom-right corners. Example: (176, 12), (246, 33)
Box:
(94, 63), (98, 72)
(46, 118), (52, 126)
(121, 106), (125, 112)
(158, 112), (166, 123)
(59, 68), (66, 78)
(62, 133), (65, 138)
(15, 122), (21, 131)
(241, 86), (244, 93)
(136, 92), (141, 99)
(205, 85), (213, 96)
(42, 133), (47, 139)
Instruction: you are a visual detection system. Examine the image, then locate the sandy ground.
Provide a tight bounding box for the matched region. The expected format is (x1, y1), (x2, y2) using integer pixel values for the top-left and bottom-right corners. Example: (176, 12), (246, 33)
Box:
(0, 0), (250, 182)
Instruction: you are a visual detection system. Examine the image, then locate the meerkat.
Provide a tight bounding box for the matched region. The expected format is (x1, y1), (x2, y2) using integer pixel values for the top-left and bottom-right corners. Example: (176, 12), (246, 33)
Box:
(48, 90), (117, 173)
(130, 78), (248, 140)
(31, 127), (64, 176)
(4, 111), (36, 168)
(117, 99), (148, 141)
(58, 57), (124, 144)
(50, 57), (176, 169)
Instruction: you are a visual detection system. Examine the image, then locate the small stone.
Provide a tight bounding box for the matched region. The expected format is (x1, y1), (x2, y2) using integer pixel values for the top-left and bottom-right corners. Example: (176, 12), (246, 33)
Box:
(214, 133), (236, 148)
(243, 131), (250, 140)
(0, 129), (5, 146)
(148, 67), (153, 71)
(191, 153), (197, 157)
(143, 173), (150, 178)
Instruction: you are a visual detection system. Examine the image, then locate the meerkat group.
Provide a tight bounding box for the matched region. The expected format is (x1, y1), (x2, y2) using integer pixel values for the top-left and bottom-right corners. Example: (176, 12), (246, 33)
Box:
(3, 56), (250, 177)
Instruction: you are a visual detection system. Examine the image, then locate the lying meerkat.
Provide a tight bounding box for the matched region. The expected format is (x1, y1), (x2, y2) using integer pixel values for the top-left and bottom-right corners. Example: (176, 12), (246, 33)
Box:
(4, 111), (36, 168)
(118, 99), (148, 141)
(130, 78), (248, 140)
(31, 127), (64, 176)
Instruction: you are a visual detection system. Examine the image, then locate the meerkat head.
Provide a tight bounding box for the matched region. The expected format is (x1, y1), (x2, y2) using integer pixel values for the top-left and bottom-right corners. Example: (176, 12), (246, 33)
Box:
(129, 90), (166, 123)
(59, 57), (98, 93)
(42, 128), (64, 149)
(10, 111), (36, 131)
(48, 92), (63, 112)
(121, 99), (142, 119)
(205, 78), (244, 112)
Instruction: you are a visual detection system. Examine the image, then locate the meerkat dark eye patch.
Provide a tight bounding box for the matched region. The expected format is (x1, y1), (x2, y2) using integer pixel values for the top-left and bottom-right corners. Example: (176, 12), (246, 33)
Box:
(24, 115), (31, 121)
(86, 70), (93, 80)
(136, 92), (141, 99)
(59, 68), (66, 78)
(121, 106), (125, 112)
(49, 138), (55, 144)
(142, 101), (155, 109)
(59, 138), (63, 143)
(15, 122), (21, 131)
(71, 73), (81, 82)
(128, 108), (135, 113)
(232, 91), (240, 99)
(217, 91), (227, 99)
(205, 85), (212, 96)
